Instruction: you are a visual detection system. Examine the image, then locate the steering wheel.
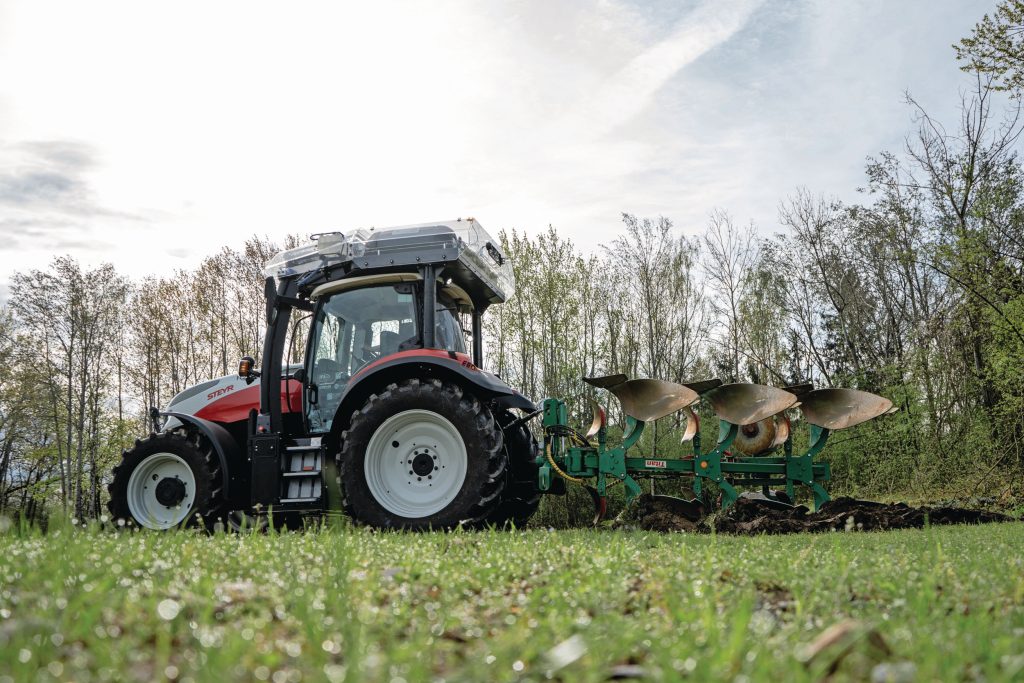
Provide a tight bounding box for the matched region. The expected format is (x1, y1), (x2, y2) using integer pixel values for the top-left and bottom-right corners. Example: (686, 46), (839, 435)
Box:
(353, 346), (380, 369)
(313, 359), (341, 386)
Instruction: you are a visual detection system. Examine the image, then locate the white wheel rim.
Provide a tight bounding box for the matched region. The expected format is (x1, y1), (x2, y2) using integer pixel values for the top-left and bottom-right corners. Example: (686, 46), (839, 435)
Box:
(364, 409), (468, 518)
(126, 453), (197, 529)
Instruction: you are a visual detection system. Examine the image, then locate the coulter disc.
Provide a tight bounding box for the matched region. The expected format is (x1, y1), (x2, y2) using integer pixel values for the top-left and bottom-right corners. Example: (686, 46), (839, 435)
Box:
(733, 417), (777, 455)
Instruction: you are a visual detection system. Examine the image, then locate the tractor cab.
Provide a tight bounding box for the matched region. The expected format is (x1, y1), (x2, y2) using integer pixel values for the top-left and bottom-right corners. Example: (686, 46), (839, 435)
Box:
(261, 220), (515, 437)
(304, 274), (471, 433)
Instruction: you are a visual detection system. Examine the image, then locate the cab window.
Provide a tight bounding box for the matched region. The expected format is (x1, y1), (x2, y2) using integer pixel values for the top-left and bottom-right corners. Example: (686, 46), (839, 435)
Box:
(436, 292), (467, 355)
(306, 285), (417, 432)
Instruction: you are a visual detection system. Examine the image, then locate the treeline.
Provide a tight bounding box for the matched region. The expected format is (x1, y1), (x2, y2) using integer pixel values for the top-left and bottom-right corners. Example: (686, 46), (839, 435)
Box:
(489, 28), (1024, 512)
(488, 74), (1024, 511)
(0, 238), (300, 521)
(2, 4), (1023, 521)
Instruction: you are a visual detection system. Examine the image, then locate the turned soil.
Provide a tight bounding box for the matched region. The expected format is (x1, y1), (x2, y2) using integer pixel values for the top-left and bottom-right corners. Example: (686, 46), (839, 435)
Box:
(628, 494), (1013, 534)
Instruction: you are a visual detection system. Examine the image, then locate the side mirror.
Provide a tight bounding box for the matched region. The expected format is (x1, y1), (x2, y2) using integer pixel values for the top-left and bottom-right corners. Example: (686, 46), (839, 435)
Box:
(291, 368), (306, 383)
(238, 356), (261, 384)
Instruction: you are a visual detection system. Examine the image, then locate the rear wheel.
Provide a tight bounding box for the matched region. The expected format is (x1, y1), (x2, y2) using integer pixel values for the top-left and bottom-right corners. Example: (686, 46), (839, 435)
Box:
(338, 379), (506, 529)
(107, 430), (221, 529)
(485, 412), (541, 528)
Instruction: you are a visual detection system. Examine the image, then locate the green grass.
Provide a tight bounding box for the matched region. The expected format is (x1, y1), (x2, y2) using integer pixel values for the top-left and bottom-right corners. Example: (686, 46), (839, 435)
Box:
(1, 522), (1023, 682)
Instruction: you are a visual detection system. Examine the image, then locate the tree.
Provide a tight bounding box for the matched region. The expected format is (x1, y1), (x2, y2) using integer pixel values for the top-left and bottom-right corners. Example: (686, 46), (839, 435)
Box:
(956, 0), (1024, 97)
(604, 215), (707, 456)
(905, 75), (1024, 425)
(702, 210), (756, 381)
(8, 259), (128, 517)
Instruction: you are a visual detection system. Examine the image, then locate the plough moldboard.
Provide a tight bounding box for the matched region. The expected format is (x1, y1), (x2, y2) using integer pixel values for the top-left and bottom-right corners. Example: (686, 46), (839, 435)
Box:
(538, 375), (898, 523)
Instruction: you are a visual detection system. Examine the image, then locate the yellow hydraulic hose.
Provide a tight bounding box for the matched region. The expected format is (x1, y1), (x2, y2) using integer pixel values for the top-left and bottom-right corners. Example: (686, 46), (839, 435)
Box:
(545, 440), (585, 484)
(544, 434), (620, 489)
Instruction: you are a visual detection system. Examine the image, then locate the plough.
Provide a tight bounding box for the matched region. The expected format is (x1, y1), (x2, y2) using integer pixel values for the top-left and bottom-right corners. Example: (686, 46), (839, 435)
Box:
(538, 376), (896, 523)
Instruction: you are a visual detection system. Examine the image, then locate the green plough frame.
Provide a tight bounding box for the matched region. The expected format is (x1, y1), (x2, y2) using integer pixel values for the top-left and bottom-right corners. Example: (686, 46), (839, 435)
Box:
(539, 399), (830, 512)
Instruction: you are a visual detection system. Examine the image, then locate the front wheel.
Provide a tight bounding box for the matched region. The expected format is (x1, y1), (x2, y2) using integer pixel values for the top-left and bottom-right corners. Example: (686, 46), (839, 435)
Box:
(107, 430), (221, 529)
(338, 379), (507, 529)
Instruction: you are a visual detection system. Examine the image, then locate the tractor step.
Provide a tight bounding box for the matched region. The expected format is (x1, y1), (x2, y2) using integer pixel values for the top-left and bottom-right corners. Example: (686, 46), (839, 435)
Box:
(284, 450), (321, 474)
(285, 437), (321, 451)
(280, 437), (324, 505)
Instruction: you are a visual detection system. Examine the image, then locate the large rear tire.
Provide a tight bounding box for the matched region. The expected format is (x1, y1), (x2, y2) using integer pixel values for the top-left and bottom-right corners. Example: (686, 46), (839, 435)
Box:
(485, 412), (541, 528)
(337, 379), (506, 529)
(107, 429), (222, 530)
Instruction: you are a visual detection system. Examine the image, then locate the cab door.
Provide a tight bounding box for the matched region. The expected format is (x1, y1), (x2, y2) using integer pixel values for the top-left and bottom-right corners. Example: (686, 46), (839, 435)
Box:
(304, 284), (419, 433)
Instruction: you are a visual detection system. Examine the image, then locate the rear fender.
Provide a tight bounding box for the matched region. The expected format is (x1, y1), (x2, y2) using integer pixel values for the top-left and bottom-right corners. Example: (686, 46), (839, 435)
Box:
(331, 353), (526, 441)
(493, 391), (537, 412)
(160, 411), (247, 508)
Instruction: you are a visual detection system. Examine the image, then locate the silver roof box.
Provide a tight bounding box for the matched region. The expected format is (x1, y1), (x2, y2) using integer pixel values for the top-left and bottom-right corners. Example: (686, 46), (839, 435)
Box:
(264, 218), (515, 304)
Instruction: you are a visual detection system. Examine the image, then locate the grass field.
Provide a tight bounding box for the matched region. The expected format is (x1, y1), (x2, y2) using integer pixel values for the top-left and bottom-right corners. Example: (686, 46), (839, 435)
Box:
(1, 521), (1023, 682)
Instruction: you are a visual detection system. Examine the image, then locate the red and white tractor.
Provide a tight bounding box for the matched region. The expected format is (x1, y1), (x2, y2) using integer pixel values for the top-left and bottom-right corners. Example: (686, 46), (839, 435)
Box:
(108, 219), (546, 530)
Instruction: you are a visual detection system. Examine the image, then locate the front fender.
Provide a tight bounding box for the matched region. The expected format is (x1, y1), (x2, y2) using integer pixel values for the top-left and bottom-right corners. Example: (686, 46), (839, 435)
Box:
(160, 411), (245, 506)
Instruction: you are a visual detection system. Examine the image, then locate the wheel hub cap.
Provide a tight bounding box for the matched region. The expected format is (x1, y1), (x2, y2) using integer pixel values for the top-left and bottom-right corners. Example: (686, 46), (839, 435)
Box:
(155, 477), (187, 507)
(411, 450), (436, 476)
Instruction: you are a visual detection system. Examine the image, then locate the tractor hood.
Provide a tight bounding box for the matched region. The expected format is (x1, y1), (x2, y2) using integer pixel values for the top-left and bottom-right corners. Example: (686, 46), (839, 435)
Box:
(164, 367), (302, 426)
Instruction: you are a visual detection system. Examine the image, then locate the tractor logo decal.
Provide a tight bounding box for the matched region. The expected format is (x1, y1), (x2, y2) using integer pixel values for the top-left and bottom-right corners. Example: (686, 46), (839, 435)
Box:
(645, 459), (667, 469)
(207, 385), (235, 401)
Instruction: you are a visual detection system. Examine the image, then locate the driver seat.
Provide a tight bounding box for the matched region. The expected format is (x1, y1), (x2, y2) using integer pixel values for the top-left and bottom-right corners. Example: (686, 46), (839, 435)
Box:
(379, 330), (400, 358)
(397, 320), (418, 352)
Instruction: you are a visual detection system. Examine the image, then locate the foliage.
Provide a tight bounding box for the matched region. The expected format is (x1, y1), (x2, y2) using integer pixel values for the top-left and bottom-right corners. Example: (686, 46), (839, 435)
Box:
(0, 238), (296, 521)
(956, 0), (1024, 96)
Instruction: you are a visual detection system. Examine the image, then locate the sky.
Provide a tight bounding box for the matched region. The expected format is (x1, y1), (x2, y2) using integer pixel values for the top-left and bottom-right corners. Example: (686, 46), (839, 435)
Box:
(0, 0), (998, 294)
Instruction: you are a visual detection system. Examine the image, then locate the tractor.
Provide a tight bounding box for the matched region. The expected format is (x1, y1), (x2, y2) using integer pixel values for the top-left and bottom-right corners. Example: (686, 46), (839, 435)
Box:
(108, 219), (545, 530)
